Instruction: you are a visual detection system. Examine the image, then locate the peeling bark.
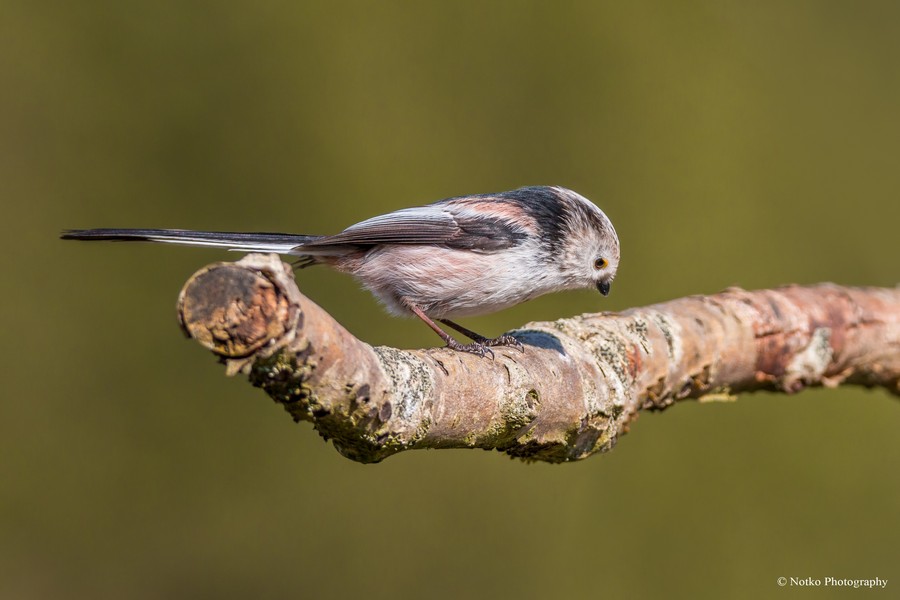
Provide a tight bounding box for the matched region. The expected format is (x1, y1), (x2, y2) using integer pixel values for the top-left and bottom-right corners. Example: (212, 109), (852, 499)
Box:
(176, 254), (900, 463)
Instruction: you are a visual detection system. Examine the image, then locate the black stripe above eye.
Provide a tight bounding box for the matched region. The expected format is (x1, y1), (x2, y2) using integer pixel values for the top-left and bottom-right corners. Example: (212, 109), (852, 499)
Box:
(492, 187), (570, 256)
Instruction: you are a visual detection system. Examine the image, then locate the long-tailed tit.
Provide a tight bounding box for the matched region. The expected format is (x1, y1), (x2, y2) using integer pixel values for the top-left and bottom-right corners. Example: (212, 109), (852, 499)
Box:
(62, 186), (620, 355)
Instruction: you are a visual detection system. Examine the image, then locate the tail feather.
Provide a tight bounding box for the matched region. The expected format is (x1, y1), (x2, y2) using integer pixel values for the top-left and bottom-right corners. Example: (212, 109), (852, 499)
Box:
(61, 228), (323, 255)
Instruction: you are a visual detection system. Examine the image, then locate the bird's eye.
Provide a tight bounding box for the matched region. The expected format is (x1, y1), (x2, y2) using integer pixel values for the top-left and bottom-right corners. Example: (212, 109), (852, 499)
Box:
(594, 257), (608, 270)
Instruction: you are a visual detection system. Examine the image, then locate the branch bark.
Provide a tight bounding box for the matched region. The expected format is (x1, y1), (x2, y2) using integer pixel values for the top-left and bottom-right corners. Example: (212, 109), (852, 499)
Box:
(176, 254), (900, 463)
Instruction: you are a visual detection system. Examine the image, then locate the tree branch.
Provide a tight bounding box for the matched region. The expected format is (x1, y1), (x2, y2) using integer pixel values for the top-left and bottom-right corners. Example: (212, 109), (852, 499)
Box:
(176, 254), (900, 463)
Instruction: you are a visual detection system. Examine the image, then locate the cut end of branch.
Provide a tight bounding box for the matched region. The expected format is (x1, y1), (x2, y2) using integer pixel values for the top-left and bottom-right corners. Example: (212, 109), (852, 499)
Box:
(177, 254), (299, 359)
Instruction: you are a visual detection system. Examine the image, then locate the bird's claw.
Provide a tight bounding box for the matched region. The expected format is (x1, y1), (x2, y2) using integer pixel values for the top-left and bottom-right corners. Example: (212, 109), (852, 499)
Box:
(482, 334), (525, 352)
(445, 334), (524, 357)
(445, 339), (495, 359)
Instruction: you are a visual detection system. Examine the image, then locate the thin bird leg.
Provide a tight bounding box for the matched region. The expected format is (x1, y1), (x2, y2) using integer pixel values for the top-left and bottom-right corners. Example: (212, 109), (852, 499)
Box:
(404, 303), (493, 358)
(439, 319), (525, 352)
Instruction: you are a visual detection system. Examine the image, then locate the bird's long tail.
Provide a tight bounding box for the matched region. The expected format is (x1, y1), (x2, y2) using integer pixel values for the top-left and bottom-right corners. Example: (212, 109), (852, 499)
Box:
(60, 228), (323, 255)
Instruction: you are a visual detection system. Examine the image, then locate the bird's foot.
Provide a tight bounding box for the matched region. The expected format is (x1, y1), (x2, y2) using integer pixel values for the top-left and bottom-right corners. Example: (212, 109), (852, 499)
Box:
(444, 338), (495, 359)
(479, 334), (525, 352)
(436, 319), (526, 353)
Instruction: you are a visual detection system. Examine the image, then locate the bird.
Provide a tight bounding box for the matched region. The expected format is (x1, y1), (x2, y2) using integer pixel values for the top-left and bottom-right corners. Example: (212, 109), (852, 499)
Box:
(62, 185), (620, 355)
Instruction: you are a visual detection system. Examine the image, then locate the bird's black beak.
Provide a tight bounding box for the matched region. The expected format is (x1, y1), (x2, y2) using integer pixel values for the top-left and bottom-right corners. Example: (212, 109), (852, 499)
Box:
(597, 280), (611, 296)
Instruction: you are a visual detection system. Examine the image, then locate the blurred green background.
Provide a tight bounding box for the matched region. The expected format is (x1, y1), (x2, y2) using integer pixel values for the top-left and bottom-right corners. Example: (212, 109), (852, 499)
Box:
(2, 1), (898, 598)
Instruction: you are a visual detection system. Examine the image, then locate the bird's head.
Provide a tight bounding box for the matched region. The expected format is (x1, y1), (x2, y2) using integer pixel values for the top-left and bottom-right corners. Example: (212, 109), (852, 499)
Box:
(551, 187), (620, 296)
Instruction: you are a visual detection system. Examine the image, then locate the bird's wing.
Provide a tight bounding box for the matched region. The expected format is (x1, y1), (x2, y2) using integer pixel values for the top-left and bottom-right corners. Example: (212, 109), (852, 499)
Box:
(296, 205), (526, 253)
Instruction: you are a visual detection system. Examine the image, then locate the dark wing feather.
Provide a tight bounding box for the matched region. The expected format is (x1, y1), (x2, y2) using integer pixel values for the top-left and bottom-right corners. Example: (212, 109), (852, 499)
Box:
(297, 206), (525, 253)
